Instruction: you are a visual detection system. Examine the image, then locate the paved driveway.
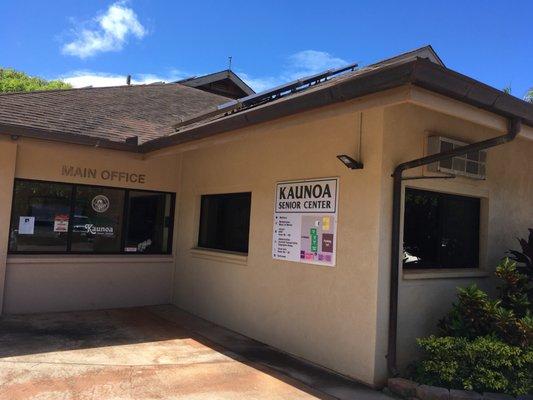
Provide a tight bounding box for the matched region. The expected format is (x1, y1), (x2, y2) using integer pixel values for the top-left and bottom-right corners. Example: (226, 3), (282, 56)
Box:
(0, 305), (391, 400)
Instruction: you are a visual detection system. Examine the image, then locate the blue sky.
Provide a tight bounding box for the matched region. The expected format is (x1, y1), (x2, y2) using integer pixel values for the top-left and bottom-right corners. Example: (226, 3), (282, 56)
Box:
(1, 0), (531, 98)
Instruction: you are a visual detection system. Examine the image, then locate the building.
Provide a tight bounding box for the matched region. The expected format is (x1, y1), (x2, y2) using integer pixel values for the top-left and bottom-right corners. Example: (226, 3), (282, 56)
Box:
(0, 46), (531, 387)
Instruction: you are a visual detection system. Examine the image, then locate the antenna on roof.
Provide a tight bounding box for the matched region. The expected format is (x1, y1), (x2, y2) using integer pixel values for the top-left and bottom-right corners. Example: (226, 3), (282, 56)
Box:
(228, 56), (232, 71)
(126, 75), (131, 85)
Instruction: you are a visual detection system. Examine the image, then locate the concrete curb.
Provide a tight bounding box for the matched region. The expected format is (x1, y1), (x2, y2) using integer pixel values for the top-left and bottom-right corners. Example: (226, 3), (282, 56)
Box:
(387, 378), (529, 400)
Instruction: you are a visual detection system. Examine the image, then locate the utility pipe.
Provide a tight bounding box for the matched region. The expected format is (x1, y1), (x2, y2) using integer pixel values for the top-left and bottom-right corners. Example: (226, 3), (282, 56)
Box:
(387, 118), (522, 376)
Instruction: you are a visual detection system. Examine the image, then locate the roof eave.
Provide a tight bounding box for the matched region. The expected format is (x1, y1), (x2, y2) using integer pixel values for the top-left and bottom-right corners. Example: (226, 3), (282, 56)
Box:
(0, 123), (140, 152)
(140, 59), (533, 153)
(409, 61), (533, 125)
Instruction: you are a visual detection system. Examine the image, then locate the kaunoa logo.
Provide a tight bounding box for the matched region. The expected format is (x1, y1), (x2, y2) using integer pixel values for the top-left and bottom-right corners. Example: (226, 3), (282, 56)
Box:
(84, 224), (114, 235)
(91, 195), (110, 213)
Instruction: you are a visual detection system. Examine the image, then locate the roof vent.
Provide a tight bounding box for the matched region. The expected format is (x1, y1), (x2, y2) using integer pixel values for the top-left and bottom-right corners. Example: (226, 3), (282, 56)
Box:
(427, 136), (487, 179)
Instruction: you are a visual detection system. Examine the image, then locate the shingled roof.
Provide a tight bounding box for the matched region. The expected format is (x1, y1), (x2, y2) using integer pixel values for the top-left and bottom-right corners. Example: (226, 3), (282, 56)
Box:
(0, 82), (230, 144)
(1, 46), (531, 152)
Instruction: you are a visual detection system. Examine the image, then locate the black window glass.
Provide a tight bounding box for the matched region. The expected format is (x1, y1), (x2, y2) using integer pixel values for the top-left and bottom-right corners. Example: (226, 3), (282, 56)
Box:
(9, 181), (72, 252)
(198, 192), (251, 253)
(8, 179), (174, 255)
(125, 191), (173, 253)
(403, 188), (480, 269)
(71, 186), (125, 253)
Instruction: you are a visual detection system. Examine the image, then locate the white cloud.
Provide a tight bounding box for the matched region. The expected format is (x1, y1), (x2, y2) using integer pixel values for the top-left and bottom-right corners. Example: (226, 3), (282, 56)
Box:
(57, 50), (349, 92)
(239, 50), (348, 92)
(237, 73), (281, 93)
(60, 70), (188, 88)
(62, 1), (146, 59)
(285, 50), (348, 80)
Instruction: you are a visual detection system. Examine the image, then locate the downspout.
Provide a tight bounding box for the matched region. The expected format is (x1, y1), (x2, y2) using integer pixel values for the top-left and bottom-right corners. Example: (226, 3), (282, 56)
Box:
(387, 117), (522, 376)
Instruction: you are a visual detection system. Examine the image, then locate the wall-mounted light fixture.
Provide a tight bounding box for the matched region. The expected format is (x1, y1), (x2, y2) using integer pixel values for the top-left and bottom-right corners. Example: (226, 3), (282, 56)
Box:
(337, 154), (364, 169)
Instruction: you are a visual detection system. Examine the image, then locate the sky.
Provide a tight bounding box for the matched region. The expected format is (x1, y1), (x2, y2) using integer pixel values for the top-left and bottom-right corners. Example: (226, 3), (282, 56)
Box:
(1, 0), (531, 98)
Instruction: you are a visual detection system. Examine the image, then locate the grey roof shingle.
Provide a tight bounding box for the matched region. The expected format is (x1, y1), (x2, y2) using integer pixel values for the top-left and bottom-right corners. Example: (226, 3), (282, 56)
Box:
(0, 83), (230, 144)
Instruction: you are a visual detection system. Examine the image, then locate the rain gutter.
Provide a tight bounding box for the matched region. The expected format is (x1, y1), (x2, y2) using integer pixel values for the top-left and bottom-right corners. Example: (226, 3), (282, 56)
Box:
(386, 118), (522, 376)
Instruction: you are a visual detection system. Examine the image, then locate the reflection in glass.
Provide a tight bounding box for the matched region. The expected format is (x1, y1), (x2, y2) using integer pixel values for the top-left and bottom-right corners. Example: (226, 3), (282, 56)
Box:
(198, 192), (251, 253)
(71, 187), (125, 253)
(403, 188), (480, 269)
(9, 181), (72, 252)
(125, 191), (172, 253)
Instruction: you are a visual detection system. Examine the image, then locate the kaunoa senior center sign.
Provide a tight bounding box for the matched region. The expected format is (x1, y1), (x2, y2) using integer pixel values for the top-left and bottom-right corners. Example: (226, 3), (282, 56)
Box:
(272, 178), (338, 266)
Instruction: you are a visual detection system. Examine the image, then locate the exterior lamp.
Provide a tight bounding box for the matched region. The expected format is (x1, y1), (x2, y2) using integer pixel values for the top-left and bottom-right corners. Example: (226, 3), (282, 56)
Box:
(337, 155), (364, 169)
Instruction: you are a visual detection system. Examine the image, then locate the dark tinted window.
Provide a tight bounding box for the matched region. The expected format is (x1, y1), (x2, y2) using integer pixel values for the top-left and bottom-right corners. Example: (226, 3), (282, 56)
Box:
(403, 188), (480, 269)
(9, 181), (72, 252)
(8, 179), (174, 255)
(198, 192), (251, 253)
(71, 186), (125, 253)
(125, 191), (173, 253)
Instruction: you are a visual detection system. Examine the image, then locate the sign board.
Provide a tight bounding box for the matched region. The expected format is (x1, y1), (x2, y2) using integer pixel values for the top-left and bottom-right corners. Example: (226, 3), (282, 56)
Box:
(272, 178), (338, 266)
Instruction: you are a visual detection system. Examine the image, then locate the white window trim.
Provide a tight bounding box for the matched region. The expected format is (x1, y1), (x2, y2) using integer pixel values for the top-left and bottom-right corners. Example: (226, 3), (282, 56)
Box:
(7, 255), (175, 264)
(189, 247), (248, 266)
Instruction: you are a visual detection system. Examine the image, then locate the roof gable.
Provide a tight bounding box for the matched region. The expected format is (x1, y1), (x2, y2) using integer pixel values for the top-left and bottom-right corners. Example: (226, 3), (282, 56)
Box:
(178, 70), (255, 99)
(368, 45), (445, 68)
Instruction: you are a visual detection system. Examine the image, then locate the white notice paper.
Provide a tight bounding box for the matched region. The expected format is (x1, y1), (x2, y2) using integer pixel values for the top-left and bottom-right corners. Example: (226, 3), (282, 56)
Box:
(18, 216), (35, 235)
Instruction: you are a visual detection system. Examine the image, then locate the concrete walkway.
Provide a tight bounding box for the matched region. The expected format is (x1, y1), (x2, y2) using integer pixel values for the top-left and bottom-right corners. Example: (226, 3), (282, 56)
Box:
(0, 305), (392, 400)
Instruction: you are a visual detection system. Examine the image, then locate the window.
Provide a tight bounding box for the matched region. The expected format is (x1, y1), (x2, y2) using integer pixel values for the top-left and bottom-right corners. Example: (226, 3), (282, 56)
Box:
(125, 191), (173, 254)
(403, 188), (480, 269)
(9, 181), (72, 252)
(8, 179), (174, 254)
(71, 186), (125, 253)
(198, 192), (251, 253)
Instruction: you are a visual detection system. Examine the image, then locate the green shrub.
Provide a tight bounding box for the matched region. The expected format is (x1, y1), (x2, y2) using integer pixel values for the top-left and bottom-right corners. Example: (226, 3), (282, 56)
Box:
(507, 229), (533, 309)
(438, 259), (532, 347)
(496, 257), (531, 317)
(411, 230), (533, 396)
(412, 335), (533, 396)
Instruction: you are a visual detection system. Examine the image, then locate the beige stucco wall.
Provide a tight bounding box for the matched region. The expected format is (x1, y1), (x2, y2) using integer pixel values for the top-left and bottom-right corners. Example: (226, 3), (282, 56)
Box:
(169, 96), (532, 386)
(378, 103), (533, 373)
(3, 257), (174, 314)
(0, 136), (18, 313)
(0, 136), (181, 314)
(0, 87), (530, 387)
(169, 98), (389, 386)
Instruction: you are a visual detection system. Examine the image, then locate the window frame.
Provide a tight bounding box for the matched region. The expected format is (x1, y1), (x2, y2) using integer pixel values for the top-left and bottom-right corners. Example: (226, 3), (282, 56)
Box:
(197, 192), (252, 255)
(402, 187), (481, 270)
(8, 178), (175, 256)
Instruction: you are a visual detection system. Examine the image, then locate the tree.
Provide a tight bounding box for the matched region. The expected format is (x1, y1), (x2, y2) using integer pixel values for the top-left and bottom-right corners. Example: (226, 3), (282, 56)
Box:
(526, 87), (533, 103)
(0, 68), (71, 93)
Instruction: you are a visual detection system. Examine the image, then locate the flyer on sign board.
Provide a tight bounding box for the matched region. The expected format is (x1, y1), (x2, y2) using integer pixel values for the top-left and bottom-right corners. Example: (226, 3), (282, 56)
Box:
(272, 178), (338, 266)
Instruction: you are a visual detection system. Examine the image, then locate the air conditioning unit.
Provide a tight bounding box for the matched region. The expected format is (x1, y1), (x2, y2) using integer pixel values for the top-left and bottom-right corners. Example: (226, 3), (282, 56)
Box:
(427, 136), (487, 179)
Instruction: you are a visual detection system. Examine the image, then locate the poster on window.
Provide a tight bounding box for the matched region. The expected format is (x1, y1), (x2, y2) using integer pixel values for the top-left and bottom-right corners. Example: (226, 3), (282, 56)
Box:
(53, 214), (69, 232)
(272, 178), (338, 266)
(18, 216), (35, 235)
